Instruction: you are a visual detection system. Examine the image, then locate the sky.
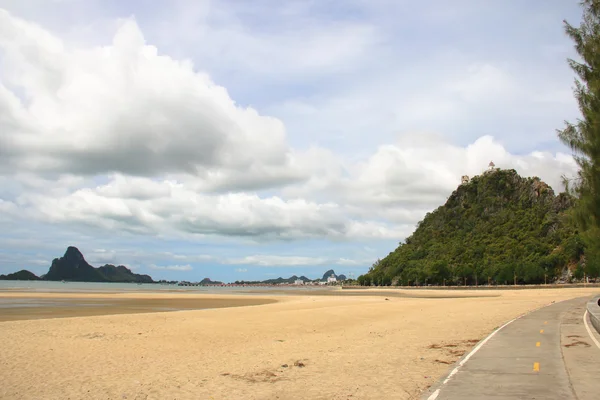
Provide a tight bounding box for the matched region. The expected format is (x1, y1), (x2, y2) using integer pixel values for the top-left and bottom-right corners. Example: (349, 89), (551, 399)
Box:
(0, 0), (586, 282)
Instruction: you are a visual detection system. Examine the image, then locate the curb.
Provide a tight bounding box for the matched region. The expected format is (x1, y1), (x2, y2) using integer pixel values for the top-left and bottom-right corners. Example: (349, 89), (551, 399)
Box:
(586, 296), (600, 335)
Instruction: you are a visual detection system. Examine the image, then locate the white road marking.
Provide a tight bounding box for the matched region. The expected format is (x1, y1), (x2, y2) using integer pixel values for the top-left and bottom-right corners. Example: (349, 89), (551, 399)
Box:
(425, 300), (566, 400)
(426, 316), (518, 400)
(583, 310), (600, 350)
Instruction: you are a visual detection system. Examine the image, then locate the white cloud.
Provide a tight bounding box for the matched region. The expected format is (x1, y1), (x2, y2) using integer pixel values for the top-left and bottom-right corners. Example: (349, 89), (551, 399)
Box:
(284, 135), (577, 213)
(87, 248), (118, 265)
(7, 134), (578, 241)
(267, 56), (577, 155)
(0, 199), (18, 218)
(446, 63), (518, 103)
(154, 0), (381, 79)
(234, 268), (248, 273)
(224, 255), (385, 267)
(12, 170), (409, 239)
(159, 252), (214, 262)
(225, 255), (328, 267)
(148, 264), (193, 271)
(0, 10), (304, 192)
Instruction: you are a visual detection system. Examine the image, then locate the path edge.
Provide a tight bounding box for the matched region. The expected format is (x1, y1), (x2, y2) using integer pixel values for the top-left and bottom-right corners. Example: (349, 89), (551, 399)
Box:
(420, 299), (571, 400)
(586, 296), (600, 335)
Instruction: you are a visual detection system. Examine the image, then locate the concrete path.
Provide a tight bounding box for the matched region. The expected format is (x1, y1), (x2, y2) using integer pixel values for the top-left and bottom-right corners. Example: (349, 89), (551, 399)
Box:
(421, 296), (600, 400)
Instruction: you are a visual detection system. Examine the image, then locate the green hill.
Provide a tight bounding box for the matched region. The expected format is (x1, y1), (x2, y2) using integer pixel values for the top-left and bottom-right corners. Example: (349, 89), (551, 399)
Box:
(0, 270), (41, 281)
(358, 169), (590, 286)
(200, 278), (223, 285)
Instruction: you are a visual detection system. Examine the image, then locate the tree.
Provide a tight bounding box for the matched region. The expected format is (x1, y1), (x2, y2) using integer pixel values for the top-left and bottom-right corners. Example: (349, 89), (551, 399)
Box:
(357, 275), (371, 286)
(426, 260), (451, 285)
(559, 1), (600, 261)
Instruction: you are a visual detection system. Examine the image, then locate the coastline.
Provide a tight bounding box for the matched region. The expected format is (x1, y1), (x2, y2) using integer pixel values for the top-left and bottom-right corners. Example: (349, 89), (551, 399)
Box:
(0, 293), (278, 322)
(0, 287), (492, 322)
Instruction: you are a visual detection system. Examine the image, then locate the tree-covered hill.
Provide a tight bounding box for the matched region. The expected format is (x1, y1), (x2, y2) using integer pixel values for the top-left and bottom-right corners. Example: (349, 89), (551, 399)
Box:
(0, 270), (40, 281)
(358, 168), (596, 286)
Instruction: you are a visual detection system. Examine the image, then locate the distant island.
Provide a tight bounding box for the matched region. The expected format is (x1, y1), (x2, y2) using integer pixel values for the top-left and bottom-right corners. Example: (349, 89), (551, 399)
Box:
(0, 247), (351, 286)
(0, 246), (154, 283)
(359, 167), (599, 286)
(232, 269), (347, 286)
(177, 277), (224, 286)
(0, 270), (40, 281)
(176, 269), (348, 287)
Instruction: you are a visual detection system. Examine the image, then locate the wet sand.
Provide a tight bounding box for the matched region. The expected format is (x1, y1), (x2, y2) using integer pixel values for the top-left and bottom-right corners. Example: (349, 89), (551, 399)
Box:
(1, 287), (599, 400)
(0, 288), (497, 322)
(0, 295), (276, 322)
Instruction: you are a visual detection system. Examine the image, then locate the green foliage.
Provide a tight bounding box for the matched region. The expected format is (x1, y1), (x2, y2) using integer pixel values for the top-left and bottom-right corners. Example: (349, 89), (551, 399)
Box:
(558, 1), (600, 278)
(358, 169), (586, 286)
(0, 270), (40, 281)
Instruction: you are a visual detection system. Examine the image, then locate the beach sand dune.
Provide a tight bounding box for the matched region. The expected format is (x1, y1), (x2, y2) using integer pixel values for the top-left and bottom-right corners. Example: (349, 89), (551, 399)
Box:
(0, 288), (598, 400)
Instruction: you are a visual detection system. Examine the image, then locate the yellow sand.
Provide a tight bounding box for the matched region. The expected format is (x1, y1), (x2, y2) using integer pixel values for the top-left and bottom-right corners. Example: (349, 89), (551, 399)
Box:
(1, 288), (598, 400)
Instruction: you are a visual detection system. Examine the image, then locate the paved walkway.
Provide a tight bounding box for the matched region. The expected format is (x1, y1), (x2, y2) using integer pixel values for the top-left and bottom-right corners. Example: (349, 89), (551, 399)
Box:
(421, 296), (600, 400)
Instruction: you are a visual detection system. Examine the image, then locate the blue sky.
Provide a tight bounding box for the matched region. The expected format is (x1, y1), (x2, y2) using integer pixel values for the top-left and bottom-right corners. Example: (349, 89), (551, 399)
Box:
(0, 0), (586, 282)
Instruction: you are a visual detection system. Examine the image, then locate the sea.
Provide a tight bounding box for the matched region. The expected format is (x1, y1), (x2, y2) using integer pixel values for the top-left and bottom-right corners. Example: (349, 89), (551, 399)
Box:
(0, 280), (334, 295)
(0, 281), (339, 312)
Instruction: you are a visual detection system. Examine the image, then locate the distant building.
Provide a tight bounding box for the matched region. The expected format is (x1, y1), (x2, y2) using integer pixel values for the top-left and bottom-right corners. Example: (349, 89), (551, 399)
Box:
(294, 279), (304, 285)
(461, 175), (470, 184)
(488, 161), (496, 170)
(327, 274), (337, 283)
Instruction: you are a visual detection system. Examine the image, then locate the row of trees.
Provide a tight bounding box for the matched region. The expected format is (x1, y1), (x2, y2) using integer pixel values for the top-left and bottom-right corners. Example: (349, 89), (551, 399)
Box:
(358, 258), (600, 287)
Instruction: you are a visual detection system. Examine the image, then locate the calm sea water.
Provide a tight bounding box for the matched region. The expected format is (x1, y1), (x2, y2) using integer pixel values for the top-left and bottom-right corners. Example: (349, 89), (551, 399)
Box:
(0, 280), (333, 295)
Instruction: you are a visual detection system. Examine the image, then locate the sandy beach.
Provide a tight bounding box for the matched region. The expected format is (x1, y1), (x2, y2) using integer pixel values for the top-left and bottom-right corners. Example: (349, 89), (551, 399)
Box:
(1, 287), (599, 400)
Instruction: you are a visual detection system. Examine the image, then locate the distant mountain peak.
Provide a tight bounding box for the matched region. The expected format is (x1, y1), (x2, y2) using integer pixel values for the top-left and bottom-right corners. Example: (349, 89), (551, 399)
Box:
(43, 247), (154, 283)
(321, 269), (337, 281)
(64, 246), (85, 261)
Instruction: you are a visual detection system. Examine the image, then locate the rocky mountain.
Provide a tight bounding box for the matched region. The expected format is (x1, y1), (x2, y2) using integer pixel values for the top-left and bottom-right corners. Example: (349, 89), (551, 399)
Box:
(200, 278), (223, 285)
(321, 270), (346, 281)
(233, 274), (319, 285)
(0, 270), (40, 281)
(261, 275), (311, 284)
(359, 169), (586, 286)
(43, 247), (154, 283)
(233, 270), (351, 285)
(44, 246), (104, 281)
(97, 264), (154, 283)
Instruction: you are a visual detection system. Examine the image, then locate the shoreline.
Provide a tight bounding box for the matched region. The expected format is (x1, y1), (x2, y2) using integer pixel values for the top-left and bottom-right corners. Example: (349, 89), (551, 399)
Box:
(342, 282), (600, 290)
(2, 285), (594, 322)
(0, 293), (278, 322)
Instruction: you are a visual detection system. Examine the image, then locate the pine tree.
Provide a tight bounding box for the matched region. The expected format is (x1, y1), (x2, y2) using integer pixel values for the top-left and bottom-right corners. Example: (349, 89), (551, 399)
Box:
(558, 0), (600, 273)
